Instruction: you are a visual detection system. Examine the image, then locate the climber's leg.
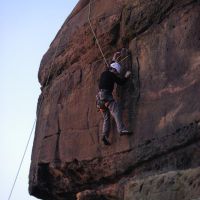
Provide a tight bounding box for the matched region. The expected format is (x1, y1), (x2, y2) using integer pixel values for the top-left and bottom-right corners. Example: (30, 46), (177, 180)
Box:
(108, 100), (132, 135)
(108, 100), (126, 133)
(102, 108), (111, 136)
(101, 108), (111, 145)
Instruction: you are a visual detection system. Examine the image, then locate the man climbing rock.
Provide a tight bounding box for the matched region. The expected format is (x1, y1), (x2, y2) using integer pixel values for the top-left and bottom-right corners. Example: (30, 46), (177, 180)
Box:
(97, 51), (132, 145)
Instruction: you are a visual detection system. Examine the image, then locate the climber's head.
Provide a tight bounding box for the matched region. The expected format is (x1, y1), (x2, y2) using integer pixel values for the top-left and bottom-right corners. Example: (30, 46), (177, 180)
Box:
(110, 62), (121, 74)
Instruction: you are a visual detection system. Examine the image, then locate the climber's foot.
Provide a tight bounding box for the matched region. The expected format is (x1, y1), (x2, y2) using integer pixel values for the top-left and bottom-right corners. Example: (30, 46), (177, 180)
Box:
(120, 129), (132, 136)
(102, 135), (111, 145)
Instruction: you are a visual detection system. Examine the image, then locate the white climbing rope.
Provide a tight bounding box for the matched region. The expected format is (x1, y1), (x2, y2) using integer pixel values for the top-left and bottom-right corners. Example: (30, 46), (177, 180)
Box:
(7, 119), (36, 200)
(119, 55), (129, 64)
(88, 0), (131, 67)
(7, 24), (65, 200)
(8, 1), (121, 198)
(88, 0), (109, 68)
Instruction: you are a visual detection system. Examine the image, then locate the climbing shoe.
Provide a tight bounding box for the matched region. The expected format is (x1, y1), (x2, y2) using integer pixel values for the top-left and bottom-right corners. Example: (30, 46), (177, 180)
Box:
(120, 130), (132, 136)
(102, 135), (111, 145)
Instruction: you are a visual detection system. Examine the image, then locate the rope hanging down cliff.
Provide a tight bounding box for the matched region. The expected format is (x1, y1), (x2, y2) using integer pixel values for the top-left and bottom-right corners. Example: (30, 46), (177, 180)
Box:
(7, 24), (66, 200)
(8, 2), (107, 198)
(88, 0), (130, 65)
(8, 2), (128, 199)
(88, 0), (109, 68)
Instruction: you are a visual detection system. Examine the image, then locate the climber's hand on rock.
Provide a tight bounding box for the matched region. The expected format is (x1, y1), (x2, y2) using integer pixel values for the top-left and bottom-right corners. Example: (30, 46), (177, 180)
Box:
(113, 52), (121, 62)
(125, 71), (131, 78)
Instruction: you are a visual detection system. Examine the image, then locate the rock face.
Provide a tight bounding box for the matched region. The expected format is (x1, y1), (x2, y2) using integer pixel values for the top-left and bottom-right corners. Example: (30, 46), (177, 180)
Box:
(29, 0), (200, 199)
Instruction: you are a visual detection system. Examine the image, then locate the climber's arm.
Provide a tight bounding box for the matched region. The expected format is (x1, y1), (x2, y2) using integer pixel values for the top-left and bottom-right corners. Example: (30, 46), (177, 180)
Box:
(114, 70), (131, 85)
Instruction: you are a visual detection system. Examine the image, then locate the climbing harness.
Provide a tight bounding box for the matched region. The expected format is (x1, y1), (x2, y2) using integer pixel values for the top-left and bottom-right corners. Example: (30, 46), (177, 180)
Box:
(96, 97), (107, 112)
(9, 2), (127, 199)
(96, 94), (110, 112)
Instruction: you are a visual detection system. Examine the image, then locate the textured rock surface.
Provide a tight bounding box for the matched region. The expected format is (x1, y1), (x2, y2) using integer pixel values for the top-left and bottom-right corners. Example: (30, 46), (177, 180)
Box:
(29, 0), (200, 199)
(76, 167), (200, 200)
(124, 167), (200, 200)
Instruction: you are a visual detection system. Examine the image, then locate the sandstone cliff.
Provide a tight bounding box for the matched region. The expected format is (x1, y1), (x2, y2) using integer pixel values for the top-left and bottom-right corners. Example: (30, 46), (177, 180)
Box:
(29, 0), (200, 199)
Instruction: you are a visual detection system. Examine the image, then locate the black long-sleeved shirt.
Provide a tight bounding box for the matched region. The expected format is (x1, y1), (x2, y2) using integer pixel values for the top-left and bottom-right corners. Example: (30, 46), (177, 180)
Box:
(99, 70), (127, 93)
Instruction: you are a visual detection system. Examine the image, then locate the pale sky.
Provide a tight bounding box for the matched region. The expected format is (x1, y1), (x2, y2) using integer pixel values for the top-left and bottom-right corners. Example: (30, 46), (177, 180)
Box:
(0, 1), (79, 199)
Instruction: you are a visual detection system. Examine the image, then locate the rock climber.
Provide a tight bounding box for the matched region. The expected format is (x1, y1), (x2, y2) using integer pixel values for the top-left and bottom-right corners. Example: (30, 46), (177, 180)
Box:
(97, 51), (132, 145)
